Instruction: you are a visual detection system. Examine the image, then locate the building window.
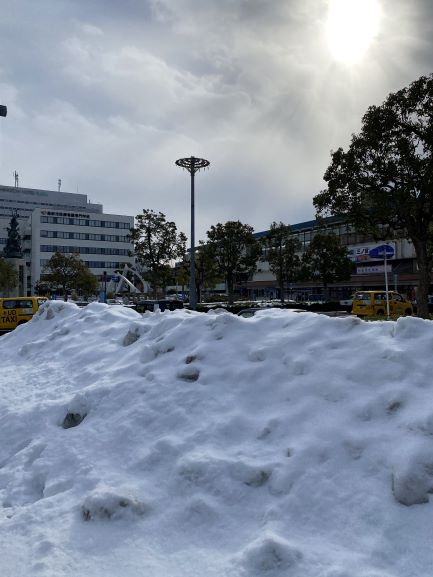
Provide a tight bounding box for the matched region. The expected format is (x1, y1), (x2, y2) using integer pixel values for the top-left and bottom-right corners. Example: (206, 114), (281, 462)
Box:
(39, 244), (130, 256)
(40, 216), (132, 229)
(40, 230), (131, 243)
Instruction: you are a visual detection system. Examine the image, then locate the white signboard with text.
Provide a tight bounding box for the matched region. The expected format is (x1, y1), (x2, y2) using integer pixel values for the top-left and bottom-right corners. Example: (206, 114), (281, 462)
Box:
(348, 242), (396, 263)
(356, 264), (392, 275)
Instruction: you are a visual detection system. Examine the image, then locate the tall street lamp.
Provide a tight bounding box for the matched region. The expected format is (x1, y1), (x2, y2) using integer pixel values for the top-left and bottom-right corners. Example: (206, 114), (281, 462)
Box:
(175, 156), (210, 309)
(0, 105), (7, 117)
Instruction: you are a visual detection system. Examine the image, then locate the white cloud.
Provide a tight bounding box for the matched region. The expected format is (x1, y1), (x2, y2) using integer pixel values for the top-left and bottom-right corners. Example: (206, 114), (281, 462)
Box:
(0, 0), (431, 240)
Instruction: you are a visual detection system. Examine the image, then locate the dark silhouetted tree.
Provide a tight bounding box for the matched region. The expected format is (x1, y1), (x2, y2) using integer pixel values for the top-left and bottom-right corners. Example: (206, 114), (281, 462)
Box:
(205, 221), (260, 304)
(0, 257), (18, 294)
(42, 252), (98, 301)
(301, 232), (353, 300)
(4, 212), (22, 258)
(130, 209), (187, 298)
(314, 74), (433, 318)
(262, 222), (301, 303)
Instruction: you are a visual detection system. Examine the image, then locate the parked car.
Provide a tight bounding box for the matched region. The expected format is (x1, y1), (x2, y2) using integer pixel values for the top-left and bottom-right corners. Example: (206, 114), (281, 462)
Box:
(74, 301), (90, 308)
(0, 296), (48, 331)
(303, 294), (326, 305)
(351, 291), (413, 318)
(133, 299), (184, 313)
(339, 296), (354, 307)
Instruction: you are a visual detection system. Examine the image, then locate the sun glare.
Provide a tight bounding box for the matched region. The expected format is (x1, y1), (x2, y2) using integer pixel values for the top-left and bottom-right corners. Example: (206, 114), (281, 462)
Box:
(326, 0), (381, 64)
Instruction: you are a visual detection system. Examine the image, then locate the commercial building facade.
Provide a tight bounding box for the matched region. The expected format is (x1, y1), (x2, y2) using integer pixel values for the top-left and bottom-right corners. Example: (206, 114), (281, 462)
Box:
(247, 217), (419, 301)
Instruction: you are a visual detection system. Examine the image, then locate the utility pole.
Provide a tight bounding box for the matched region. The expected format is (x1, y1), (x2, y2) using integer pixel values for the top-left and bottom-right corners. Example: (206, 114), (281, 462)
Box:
(175, 156), (210, 309)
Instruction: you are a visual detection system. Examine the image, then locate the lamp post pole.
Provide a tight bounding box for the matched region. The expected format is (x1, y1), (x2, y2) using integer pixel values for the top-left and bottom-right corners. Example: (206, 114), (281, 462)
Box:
(99, 270), (108, 303)
(104, 271), (108, 303)
(175, 156), (210, 309)
(384, 245), (390, 318)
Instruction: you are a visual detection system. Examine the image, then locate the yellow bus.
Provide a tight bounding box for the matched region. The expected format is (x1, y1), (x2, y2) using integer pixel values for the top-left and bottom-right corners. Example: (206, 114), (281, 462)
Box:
(0, 297), (48, 331)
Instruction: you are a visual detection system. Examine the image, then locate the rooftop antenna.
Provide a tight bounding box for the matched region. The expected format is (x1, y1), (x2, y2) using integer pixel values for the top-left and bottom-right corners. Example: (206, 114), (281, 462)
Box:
(13, 170), (19, 187)
(58, 178), (62, 192)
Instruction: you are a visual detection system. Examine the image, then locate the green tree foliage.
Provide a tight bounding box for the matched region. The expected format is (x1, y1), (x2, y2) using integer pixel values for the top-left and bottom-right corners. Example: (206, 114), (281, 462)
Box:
(173, 259), (189, 297)
(74, 265), (100, 297)
(155, 264), (175, 295)
(0, 257), (18, 294)
(130, 209), (187, 298)
(205, 221), (260, 304)
(4, 212), (22, 258)
(301, 232), (353, 299)
(169, 250), (218, 303)
(194, 242), (222, 302)
(42, 252), (98, 301)
(314, 74), (433, 318)
(262, 222), (301, 303)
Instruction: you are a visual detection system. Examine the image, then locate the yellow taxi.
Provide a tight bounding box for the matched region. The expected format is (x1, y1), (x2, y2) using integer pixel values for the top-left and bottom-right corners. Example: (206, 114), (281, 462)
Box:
(0, 296), (48, 331)
(351, 291), (413, 318)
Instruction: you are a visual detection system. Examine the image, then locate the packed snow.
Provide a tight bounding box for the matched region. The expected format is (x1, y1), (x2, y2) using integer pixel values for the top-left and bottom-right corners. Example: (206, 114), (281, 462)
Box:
(1, 301), (433, 577)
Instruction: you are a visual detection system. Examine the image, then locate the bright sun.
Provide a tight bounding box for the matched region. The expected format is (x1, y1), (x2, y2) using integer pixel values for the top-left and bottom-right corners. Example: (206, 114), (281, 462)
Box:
(326, 0), (381, 64)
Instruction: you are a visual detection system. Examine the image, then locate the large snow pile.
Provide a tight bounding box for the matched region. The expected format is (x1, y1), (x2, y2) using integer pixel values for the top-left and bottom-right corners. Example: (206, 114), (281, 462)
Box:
(1, 301), (433, 577)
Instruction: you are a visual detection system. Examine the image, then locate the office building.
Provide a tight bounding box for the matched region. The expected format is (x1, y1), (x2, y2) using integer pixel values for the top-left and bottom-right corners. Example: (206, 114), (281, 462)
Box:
(0, 184), (134, 295)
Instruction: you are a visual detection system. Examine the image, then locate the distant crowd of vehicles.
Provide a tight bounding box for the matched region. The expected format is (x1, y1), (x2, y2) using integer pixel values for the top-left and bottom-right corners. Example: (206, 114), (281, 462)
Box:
(0, 290), (418, 334)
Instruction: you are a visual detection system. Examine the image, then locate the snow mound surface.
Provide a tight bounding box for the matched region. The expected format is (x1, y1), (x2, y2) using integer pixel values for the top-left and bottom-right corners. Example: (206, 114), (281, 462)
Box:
(1, 301), (433, 577)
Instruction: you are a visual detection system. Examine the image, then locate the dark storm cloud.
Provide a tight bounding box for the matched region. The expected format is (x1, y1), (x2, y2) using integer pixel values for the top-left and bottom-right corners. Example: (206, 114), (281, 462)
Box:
(0, 1), (432, 239)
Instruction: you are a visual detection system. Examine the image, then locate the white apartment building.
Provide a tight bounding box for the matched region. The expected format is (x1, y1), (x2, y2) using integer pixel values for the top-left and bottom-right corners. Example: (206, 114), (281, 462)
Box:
(0, 185), (135, 295)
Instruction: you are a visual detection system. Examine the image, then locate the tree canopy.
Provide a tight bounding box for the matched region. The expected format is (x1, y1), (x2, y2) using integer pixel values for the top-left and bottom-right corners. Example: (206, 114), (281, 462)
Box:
(42, 252), (98, 301)
(262, 222), (301, 303)
(130, 209), (186, 298)
(4, 212), (22, 259)
(301, 231), (353, 299)
(314, 73), (433, 317)
(0, 258), (18, 294)
(194, 242), (222, 303)
(205, 221), (260, 304)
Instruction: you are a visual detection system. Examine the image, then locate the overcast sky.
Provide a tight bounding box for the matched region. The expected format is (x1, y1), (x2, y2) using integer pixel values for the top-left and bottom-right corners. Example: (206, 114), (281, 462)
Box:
(0, 0), (432, 240)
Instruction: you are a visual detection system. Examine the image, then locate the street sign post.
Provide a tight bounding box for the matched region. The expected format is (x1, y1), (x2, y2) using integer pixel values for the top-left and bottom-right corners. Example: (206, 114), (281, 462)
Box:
(369, 244), (394, 317)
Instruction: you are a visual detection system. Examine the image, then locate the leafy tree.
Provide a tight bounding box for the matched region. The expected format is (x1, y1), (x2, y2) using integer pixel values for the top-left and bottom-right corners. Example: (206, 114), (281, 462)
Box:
(154, 263), (175, 295)
(4, 212), (22, 258)
(0, 257), (18, 294)
(42, 252), (98, 301)
(172, 259), (189, 298)
(195, 242), (222, 302)
(74, 265), (99, 297)
(301, 232), (353, 300)
(205, 221), (260, 304)
(314, 74), (433, 318)
(34, 279), (51, 296)
(262, 222), (301, 303)
(172, 247), (216, 303)
(130, 209), (187, 298)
